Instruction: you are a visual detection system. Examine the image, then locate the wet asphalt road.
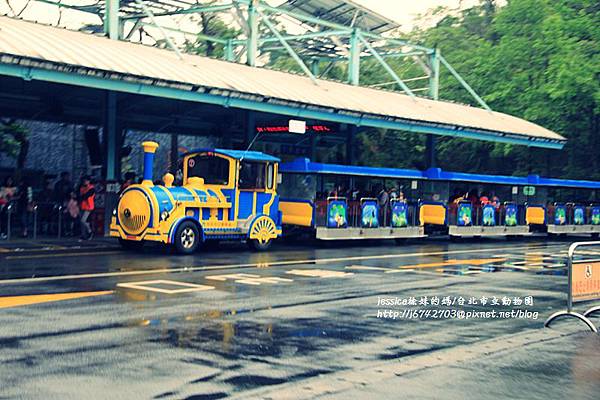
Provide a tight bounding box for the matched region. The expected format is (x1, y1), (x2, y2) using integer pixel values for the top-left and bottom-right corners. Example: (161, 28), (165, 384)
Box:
(0, 238), (599, 399)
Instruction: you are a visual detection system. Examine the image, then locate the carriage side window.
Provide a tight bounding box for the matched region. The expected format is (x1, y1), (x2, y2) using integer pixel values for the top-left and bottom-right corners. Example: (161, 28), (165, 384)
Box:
(187, 155), (230, 185)
(239, 161), (266, 190)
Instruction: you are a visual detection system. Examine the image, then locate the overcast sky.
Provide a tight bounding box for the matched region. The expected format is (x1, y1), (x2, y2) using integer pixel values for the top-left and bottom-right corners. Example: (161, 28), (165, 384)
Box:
(353, 0), (481, 30)
(0, 0), (482, 32)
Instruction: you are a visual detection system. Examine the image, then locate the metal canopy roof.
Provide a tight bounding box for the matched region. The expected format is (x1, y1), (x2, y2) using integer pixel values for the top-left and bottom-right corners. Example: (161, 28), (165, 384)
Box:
(278, 0), (400, 34)
(0, 16), (565, 149)
(280, 159), (600, 189)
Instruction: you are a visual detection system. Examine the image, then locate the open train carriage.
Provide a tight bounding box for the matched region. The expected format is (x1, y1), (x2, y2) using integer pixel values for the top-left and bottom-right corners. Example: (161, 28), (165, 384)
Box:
(278, 158), (426, 241)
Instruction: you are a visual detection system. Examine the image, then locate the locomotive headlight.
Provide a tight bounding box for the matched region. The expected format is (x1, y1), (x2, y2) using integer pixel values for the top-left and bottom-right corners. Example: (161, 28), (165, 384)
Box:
(160, 210), (170, 221)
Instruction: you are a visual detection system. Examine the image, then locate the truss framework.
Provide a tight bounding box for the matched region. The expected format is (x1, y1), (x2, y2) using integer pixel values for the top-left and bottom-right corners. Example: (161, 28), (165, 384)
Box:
(3, 0), (491, 110)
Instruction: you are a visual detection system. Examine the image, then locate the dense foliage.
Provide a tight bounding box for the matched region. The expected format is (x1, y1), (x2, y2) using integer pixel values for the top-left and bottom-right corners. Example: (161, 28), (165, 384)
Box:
(256, 1), (599, 178)
(357, 0), (599, 178)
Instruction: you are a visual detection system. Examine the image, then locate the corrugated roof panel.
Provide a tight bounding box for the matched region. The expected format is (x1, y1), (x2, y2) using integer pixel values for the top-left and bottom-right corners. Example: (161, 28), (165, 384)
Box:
(0, 16), (565, 144)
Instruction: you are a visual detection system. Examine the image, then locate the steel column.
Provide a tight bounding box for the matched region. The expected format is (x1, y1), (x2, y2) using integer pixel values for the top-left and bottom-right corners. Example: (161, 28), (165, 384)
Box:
(347, 125), (356, 164)
(348, 29), (360, 85)
(225, 39), (235, 61)
(104, 0), (120, 40)
(247, 1), (259, 67)
(104, 91), (118, 181)
(170, 133), (178, 173)
(426, 48), (440, 168)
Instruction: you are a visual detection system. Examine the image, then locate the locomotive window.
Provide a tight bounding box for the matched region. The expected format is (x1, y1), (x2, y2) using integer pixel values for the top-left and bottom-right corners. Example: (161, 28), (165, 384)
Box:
(266, 164), (274, 190)
(239, 161), (266, 190)
(187, 155), (230, 185)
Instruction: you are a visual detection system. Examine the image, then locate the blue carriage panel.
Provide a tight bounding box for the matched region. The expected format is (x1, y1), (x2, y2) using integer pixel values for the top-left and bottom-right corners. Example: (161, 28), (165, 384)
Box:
(391, 201), (409, 228)
(592, 207), (600, 225)
(327, 199), (348, 228)
(361, 200), (379, 228)
(505, 203), (518, 226)
(574, 206), (585, 225)
(482, 204), (496, 226)
(554, 205), (567, 225)
(457, 202), (473, 226)
(237, 192), (254, 219)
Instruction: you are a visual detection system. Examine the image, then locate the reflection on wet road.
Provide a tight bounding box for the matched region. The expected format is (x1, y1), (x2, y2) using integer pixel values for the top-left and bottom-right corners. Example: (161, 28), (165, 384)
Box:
(0, 239), (598, 399)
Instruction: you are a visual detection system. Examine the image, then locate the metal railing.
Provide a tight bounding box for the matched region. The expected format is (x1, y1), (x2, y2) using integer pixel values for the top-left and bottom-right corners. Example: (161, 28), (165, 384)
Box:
(1, 201), (81, 240)
(544, 241), (600, 332)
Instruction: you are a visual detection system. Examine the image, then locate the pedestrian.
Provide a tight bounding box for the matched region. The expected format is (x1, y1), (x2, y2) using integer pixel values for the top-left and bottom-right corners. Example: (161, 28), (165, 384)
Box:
(377, 185), (389, 224)
(0, 176), (17, 239)
(16, 178), (33, 237)
(54, 171), (72, 205)
(79, 176), (95, 240)
(66, 191), (79, 236)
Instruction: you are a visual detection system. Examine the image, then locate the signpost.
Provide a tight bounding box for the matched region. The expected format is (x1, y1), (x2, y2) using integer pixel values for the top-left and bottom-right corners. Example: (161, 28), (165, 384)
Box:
(544, 241), (600, 332)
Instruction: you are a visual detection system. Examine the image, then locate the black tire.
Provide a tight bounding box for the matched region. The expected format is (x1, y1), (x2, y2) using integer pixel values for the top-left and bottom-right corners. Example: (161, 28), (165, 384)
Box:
(174, 221), (201, 254)
(119, 238), (144, 251)
(247, 238), (272, 252)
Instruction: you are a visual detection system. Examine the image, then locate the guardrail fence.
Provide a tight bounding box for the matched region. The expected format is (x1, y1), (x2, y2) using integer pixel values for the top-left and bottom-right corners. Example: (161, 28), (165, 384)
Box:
(544, 241), (600, 333)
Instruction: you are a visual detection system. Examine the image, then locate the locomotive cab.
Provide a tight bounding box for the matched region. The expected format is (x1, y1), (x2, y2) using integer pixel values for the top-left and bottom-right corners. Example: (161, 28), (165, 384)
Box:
(110, 142), (282, 254)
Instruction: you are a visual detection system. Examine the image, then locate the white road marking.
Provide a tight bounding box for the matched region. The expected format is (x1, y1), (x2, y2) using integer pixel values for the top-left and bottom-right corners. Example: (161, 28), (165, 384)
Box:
(0, 244), (566, 285)
(286, 269), (354, 278)
(235, 277), (293, 285)
(116, 280), (214, 294)
(205, 273), (292, 285)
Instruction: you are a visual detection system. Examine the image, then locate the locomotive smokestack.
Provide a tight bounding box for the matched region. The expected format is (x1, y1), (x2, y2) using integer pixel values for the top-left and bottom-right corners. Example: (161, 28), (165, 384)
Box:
(141, 141), (159, 185)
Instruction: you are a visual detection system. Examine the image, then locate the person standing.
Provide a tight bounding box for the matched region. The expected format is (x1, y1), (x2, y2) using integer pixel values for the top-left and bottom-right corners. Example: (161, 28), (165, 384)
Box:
(54, 172), (72, 205)
(377, 185), (389, 225)
(0, 177), (17, 239)
(79, 176), (95, 240)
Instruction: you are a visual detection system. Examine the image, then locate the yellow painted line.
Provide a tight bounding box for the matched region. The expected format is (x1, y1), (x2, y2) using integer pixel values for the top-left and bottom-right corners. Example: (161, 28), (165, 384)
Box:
(393, 258), (508, 270)
(0, 244), (564, 285)
(5, 250), (123, 260)
(0, 290), (114, 309)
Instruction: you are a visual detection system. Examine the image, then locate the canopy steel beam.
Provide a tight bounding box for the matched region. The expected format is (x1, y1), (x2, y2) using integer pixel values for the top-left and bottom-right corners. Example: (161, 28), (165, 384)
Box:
(439, 54), (491, 111)
(256, 8), (318, 84)
(120, 3), (235, 20)
(133, 0), (183, 59)
(357, 33), (415, 98)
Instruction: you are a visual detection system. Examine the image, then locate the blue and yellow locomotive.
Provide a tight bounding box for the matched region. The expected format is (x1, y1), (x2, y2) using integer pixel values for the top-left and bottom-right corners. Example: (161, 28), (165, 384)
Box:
(110, 142), (282, 254)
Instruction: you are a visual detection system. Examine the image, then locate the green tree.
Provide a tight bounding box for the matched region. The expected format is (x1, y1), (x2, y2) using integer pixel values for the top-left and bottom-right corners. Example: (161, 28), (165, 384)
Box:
(184, 12), (240, 58)
(0, 120), (30, 174)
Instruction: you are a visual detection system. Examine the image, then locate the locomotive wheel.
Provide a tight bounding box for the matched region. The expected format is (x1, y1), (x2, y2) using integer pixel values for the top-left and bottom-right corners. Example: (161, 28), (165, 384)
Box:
(248, 237), (273, 251)
(248, 216), (277, 252)
(174, 221), (200, 254)
(119, 238), (144, 251)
